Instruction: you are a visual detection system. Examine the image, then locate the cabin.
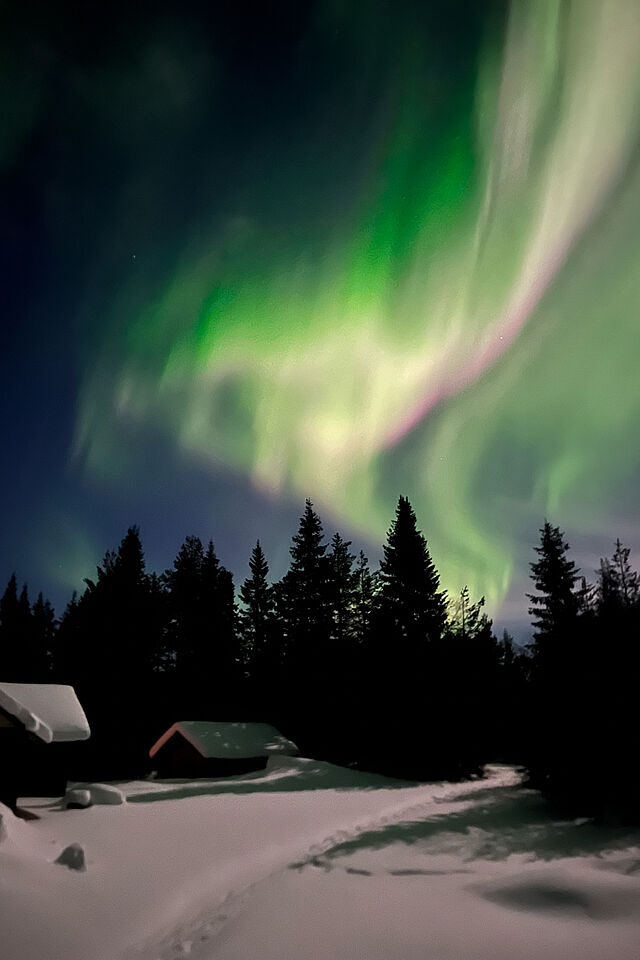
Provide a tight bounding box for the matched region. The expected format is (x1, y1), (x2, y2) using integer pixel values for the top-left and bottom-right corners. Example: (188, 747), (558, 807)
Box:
(149, 721), (299, 779)
(0, 682), (91, 812)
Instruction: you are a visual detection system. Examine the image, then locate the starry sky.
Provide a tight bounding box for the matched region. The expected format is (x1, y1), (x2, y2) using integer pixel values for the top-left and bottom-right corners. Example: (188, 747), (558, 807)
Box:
(3, 0), (640, 637)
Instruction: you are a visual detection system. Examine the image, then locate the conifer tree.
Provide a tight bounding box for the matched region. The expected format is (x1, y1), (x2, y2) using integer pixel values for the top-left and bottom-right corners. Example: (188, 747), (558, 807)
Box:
(165, 534), (206, 678)
(376, 496), (447, 645)
(165, 535), (238, 704)
(0, 573), (19, 626)
(527, 520), (578, 653)
(363, 497), (447, 778)
(276, 499), (330, 652)
(31, 592), (56, 678)
(605, 539), (639, 608)
(239, 541), (276, 679)
(0, 574), (33, 679)
(526, 521), (581, 687)
(274, 500), (330, 729)
(353, 550), (374, 645)
(326, 532), (358, 647)
(202, 539), (237, 686)
(525, 522), (584, 804)
(146, 573), (170, 673)
(449, 585), (487, 641)
(60, 526), (161, 691)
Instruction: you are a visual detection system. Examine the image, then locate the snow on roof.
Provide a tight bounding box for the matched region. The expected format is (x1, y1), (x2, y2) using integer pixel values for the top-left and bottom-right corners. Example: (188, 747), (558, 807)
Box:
(0, 683), (91, 744)
(149, 721), (299, 760)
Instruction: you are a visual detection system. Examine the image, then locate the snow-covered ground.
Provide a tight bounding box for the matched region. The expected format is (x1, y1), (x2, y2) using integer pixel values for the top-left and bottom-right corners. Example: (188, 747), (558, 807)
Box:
(2, 759), (640, 960)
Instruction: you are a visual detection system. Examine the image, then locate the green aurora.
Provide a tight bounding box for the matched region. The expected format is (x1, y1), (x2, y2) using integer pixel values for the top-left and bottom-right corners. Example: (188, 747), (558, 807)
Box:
(74, 0), (640, 609)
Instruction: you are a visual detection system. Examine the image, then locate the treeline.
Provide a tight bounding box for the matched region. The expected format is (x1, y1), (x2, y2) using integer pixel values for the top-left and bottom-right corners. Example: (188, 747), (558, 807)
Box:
(521, 523), (640, 822)
(0, 497), (504, 781)
(1, 501), (638, 821)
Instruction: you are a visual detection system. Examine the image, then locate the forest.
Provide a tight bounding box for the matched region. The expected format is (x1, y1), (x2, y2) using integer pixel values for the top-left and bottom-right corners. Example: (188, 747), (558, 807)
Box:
(1, 497), (638, 822)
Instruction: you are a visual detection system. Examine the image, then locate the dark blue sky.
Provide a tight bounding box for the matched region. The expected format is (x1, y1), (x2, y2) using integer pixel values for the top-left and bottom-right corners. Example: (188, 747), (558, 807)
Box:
(2, 0), (639, 645)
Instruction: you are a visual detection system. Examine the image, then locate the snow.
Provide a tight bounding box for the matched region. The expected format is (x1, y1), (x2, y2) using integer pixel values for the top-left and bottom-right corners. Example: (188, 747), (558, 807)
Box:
(0, 682), (90, 743)
(149, 721), (299, 760)
(1, 760), (639, 960)
(64, 783), (125, 807)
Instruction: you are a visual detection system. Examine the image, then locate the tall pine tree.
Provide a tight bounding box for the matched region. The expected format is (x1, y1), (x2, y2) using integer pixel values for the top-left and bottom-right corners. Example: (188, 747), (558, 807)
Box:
(527, 522), (579, 644)
(376, 496), (447, 646)
(0, 575), (35, 679)
(274, 500), (330, 736)
(239, 541), (276, 679)
(165, 535), (237, 710)
(367, 497), (447, 778)
(524, 522), (582, 804)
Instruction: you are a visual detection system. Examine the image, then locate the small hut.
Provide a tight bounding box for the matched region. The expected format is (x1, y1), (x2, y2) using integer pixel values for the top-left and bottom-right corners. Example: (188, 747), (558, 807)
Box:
(0, 682), (91, 811)
(149, 721), (299, 779)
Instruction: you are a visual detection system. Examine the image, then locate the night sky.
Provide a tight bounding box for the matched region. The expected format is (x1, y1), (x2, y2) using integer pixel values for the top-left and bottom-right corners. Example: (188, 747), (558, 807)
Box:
(3, 0), (640, 637)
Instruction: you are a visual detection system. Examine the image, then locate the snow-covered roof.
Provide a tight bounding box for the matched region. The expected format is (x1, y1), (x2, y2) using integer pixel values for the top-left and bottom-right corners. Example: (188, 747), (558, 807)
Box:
(149, 721), (299, 760)
(0, 683), (91, 744)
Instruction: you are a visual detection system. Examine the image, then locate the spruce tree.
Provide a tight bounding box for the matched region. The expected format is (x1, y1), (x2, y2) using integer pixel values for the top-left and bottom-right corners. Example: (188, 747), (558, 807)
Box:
(165, 534), (206, 679)
(55, 526), (166, 778)
(607, 539), (639, 608)
(0, 575), (33, 679)
(376, 495), (447, 645)
(146, 573), (169, 673)
(527, 521), (579, 648)
(326, 532), (358, 648)
(202, 539), (237, 690)
(353, 550), (374, 646)
(366, 497), (447, 778)
(275, 499), (330, 734)
(276, 499), (330, 652)
(165, 535), (238, 708)
(525, 522), (583, 804)
(61, 526), (161, 691)
(239, 541), (276, 680)
(31, 592), (56, 678)
(449, 585), (486, 641)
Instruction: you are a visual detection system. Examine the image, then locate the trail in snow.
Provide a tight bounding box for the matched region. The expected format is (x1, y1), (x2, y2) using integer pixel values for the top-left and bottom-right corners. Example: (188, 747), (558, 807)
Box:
(134, 765), (522, 959)
(4, 761), (640, 960)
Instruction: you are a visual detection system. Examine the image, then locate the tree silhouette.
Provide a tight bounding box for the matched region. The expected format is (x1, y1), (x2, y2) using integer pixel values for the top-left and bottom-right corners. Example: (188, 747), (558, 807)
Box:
(376, 496), (447, 646)
(598, 539), (640, 611)
(31, 592), (56, 679)
(0, 574), (35, 679)
(201, 538), (237, 692)
(274, 499), (330, 737)
(444, 586), (503, 773)
(353, 550), (374, 646)
(55, 527), (169, 778)
(276, 499), (329, 657)
(165, 534), (206, 680)
(165, 535), (237, 707)
(527, 521), (579, 653)
(326, 532), (358, 647)
(524, 522), (588, 808)
(366, 496), (448, 778)
(239, 541), (276, 677)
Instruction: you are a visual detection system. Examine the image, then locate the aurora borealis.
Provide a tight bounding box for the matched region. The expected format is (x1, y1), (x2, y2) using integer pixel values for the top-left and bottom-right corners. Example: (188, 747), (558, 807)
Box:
(3, 0), (640, 629)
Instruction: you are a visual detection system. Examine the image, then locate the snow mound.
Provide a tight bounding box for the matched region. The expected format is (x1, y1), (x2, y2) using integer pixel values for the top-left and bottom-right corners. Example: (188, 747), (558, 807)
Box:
(55, 842), (87, 871)
(0, 683), (90, 743)
(63, 789), (92, 809)
(65, 783), (125, 806)
(264, 755), (415, 789)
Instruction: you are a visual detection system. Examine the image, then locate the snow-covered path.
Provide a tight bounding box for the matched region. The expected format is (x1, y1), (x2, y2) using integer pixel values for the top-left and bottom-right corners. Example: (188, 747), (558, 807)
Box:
(2, 760), (640, 960)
